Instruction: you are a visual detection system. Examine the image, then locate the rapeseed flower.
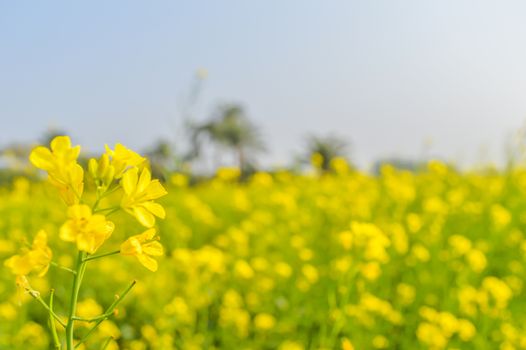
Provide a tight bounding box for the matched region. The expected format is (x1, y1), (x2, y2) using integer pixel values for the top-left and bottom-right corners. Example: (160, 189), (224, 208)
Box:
(4, 230), (52, 277)
(254, 313), (276, 331)
(29, 136), (84, 205)
(59, 204), (115, 254)
(121, 167), (167, 227)
(105, 143), (145, 178)
(120, 228), (163, 272)
(88, 153), (115, 190)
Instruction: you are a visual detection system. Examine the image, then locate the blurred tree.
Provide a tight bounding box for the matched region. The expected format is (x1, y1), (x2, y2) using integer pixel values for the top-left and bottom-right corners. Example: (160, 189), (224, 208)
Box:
(305, 134), (349, 171)
(40, 128), (68, 145)
(145, 139), (173, 181)
(188, 104), (265, 172)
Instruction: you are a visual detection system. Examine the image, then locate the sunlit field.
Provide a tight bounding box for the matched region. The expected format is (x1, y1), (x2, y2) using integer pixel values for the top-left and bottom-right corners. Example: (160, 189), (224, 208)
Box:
(1, 145), (526, 350)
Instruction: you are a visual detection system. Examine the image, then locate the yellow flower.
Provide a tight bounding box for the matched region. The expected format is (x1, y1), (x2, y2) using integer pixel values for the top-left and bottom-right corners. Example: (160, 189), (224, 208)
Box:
(15, 275), (32, 303)
(29, 135), (84, 205)
(120, 228), (164, 272)
(59, 205), (115, 254)
(4, 230), (52, 277)
(105, 143), (145, 178)
(254, 313), (276, 330)
(341, 338), (355, 350)
(121, 167), (167, 227)
(279, 341), (304, 350)
(88, 153), (115, 190)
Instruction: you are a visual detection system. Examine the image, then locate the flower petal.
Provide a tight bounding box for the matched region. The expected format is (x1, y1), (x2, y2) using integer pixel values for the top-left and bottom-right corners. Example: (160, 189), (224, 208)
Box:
(32, 230), (48, 250)
(133, 206), (155, 227)
(4, 255), (33, 275)
(29, 147), (54, 171)
(143, 241), (164, 256)
(50, 136), (72, 152)
(59, 223), (77, 242)
(137, 168), (152, 194)
(144, 180), (168, 200)
(136, 254), (158, 272)
(122, 167), (138, 195)
(137, 228), (156, 242)
(143, 202), (166, 219)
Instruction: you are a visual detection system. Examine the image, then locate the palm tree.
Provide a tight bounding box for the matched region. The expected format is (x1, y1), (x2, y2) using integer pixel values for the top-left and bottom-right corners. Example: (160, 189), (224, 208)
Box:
(188, 104), (264, 171)
(305, 134), (349, 171)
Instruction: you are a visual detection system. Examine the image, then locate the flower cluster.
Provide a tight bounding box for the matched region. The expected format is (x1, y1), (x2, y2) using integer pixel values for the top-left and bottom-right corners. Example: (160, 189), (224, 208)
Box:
(3, 155), (526, 349)
(3, 136), (167, 350)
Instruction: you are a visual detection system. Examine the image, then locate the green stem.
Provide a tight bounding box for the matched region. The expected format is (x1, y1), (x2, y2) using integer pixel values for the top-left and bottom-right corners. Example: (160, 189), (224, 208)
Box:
(105, 207), (121, 216)
(50, 261), (77, 275)
(100, 337), (114, 350)
(101, 185), (121, 198)
(93, 206), (120, 214)
(92, 195), (102, 212)
(75, 280), (136, 349)
(27, 289), (66, 328)
(72, 315), (106, 322)
(83, 250), (120, 262)
(66, 252), (87, 350)
(49, 289), (62, 349)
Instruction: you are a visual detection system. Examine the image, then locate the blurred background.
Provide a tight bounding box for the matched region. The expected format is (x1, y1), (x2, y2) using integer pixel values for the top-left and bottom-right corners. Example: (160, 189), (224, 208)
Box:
(2, 1), (526, 174)
(5, 3), (526, 350)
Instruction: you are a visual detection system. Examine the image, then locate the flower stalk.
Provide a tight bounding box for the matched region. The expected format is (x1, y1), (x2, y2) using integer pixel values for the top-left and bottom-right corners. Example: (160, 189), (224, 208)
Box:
(49, 289), (61, 350)
(66, 251), (86, 350)
(75, 280), (136, 349)
(4, 137), (166, 349)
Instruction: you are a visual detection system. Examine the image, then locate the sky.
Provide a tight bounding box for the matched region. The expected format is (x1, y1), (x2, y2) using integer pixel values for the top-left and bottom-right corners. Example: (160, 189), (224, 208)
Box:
(2, 1), (526, 169)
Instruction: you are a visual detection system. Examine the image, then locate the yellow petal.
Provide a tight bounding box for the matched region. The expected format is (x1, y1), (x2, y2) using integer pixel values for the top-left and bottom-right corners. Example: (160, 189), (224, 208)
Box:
(122, 167), (138, 195)
(143, 202), (166, 219)
(144, 180), (168, 200)
(29, 147), (54, 170)
(104, 221), (115, 239)
(59, 223), (77, 242)
(77, 234), (96, 254)
(105, 144), (114, 157)
(68, 204), (91, 220)
(36, 264), (50, 277)
(137, 228), (156, 242)
(68, 164), (84, 185)
(32, 230), (48, 250)
(143, 241), (164, 256)
(121, 237), (142, 256)
(137, 168), (152, 193)
(50, 136), (72, 152)
(133, 206), (155, 227)
(136, 254), (158, 272)
(114, 143), (126, 155)
(4, 255), (33, 275)
(66, 145), (81, 162)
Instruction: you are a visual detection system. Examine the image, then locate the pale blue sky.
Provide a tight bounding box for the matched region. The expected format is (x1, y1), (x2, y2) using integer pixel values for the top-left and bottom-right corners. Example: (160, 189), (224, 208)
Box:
(2, 1), (526, 167)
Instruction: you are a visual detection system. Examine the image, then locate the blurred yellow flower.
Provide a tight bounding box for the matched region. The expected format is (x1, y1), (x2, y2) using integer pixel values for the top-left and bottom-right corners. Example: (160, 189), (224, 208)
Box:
(457, 319), (476, 341)
(121, 167), (167, 227)
(216, 167), (241, 181)
(279, 340), (305, 350)
(341, 338), (355, 350)
(59, 204), (115, 254)
(254, 313), (276, 331)
(29, 135), (84, 205)
(4, 230), (52, 277)
(121, 228), (164, 272)
(416, 322), (447, 349)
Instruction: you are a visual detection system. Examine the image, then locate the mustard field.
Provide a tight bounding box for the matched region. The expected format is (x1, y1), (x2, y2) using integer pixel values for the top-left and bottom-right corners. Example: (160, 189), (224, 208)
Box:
(1, 139), (526, 349)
